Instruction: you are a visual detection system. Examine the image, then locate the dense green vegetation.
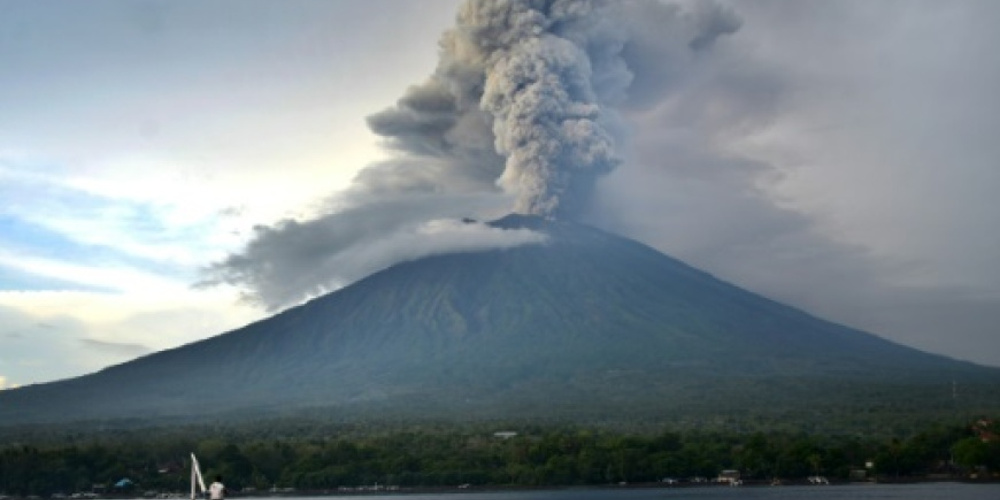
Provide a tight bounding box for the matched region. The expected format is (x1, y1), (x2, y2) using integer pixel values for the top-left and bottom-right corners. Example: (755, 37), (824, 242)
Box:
(1, 419), (997, 496)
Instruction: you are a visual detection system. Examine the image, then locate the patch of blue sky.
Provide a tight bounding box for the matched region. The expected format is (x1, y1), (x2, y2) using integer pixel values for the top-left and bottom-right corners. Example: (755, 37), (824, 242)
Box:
(0, 161), (223, 283)
(0, 212), (181, 270)
(0, 213), (89, 260)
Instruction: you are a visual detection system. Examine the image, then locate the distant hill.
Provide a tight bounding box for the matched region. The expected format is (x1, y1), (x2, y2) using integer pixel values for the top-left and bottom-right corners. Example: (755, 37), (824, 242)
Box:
(2, 214), (998, 429)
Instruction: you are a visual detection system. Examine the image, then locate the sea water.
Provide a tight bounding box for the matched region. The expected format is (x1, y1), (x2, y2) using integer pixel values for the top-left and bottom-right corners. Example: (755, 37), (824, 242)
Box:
(285, 483), (1000, 500)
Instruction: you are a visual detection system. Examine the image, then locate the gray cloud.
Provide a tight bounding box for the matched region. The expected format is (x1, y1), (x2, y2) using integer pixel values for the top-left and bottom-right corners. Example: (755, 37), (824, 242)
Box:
(80, 338), (153, 358)
(586, 0), (1000, 366)
(200, 193), (546, 310)
(687, 2), (742, 51)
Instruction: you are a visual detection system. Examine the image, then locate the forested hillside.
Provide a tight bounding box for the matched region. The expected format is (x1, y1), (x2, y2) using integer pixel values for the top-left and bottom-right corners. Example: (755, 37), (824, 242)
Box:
(1, 419), (998, 496)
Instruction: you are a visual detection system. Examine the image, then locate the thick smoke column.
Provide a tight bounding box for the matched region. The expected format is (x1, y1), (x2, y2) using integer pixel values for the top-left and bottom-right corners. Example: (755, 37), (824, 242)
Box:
(474, 0), (622, 217)
(206, 0), (745, 310)
(370, 0), (628, 219)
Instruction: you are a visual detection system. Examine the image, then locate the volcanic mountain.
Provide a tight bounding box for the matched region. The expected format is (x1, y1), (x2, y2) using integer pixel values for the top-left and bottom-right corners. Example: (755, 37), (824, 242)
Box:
(2, 214), (998, 427)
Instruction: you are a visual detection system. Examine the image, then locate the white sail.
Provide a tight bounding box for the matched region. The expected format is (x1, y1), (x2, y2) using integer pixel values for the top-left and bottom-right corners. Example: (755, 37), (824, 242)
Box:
(190, 453), (207, 500)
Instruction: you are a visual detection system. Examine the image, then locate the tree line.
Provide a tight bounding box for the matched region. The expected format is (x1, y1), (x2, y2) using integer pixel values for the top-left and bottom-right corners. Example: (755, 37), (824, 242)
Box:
(1, 419), (997, 496)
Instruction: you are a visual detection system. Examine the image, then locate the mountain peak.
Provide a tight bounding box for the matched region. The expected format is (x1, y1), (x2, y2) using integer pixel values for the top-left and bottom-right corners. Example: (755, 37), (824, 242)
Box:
(487, 214), (609, 248)
(488, 213), (551, 230)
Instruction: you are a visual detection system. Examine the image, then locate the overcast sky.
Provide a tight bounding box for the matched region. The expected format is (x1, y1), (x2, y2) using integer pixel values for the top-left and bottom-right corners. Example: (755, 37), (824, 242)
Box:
(2, 0), (998, 389)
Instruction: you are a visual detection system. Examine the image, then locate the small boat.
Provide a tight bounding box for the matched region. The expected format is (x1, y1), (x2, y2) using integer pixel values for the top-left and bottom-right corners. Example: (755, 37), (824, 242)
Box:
(190, 453), (207, 500)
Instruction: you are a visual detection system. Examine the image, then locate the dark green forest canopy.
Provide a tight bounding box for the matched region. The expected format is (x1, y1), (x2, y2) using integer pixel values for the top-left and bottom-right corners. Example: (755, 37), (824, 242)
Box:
(1, 418), (998, 496)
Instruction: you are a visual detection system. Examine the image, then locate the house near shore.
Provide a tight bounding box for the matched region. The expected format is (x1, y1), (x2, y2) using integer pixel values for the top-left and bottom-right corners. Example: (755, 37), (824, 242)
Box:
(716, 470), (741, 484)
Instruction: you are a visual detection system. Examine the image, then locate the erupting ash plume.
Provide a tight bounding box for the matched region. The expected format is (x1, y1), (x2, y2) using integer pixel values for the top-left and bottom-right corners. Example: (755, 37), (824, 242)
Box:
(370, 0), (628, 219)
(206, 0), (745, 310)
(191, 0), (1000, 367)
(475, 1), (623, 217)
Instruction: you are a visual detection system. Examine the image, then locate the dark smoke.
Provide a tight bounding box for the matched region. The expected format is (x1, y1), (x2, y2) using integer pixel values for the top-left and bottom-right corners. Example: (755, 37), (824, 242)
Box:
(370, 0), (630, 219)
(367, 0), (746, 219)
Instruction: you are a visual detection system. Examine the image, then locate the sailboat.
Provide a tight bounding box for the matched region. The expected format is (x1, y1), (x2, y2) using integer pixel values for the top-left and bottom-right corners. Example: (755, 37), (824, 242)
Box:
(190, 453), (207, 500)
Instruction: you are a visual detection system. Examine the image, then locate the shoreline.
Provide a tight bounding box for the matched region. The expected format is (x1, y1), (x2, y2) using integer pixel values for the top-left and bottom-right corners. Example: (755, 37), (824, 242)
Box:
(205, 478), (1000, 497)
(11, 477), (998, 500)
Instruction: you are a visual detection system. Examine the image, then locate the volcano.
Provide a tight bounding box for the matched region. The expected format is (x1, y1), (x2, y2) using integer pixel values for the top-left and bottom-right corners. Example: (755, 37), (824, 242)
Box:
(2, 215), (998, 428)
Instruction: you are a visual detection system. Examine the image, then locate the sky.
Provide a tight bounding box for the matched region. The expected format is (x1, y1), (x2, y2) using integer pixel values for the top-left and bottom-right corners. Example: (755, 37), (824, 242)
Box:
(2, 0), (998, 389)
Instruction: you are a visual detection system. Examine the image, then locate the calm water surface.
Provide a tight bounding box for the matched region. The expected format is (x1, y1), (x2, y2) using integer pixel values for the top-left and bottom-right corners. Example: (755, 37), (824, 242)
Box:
(288, 483), (1000, 500)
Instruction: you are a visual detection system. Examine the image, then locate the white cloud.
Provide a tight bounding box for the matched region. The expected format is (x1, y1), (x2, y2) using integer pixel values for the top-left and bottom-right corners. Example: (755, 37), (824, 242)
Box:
(0, 252), (179, 294)
(0, 156), (255, 268)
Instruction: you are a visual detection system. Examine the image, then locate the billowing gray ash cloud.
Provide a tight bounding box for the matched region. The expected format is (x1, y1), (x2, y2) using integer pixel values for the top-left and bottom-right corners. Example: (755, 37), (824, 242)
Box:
(410, 0), (625, 218)
(368, 0), (737, 218)
(203, 0), (742, 311)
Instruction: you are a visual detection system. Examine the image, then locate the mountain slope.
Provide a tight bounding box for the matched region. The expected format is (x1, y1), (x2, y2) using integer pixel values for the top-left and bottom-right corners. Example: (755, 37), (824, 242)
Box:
(2, 215), (998, 426)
